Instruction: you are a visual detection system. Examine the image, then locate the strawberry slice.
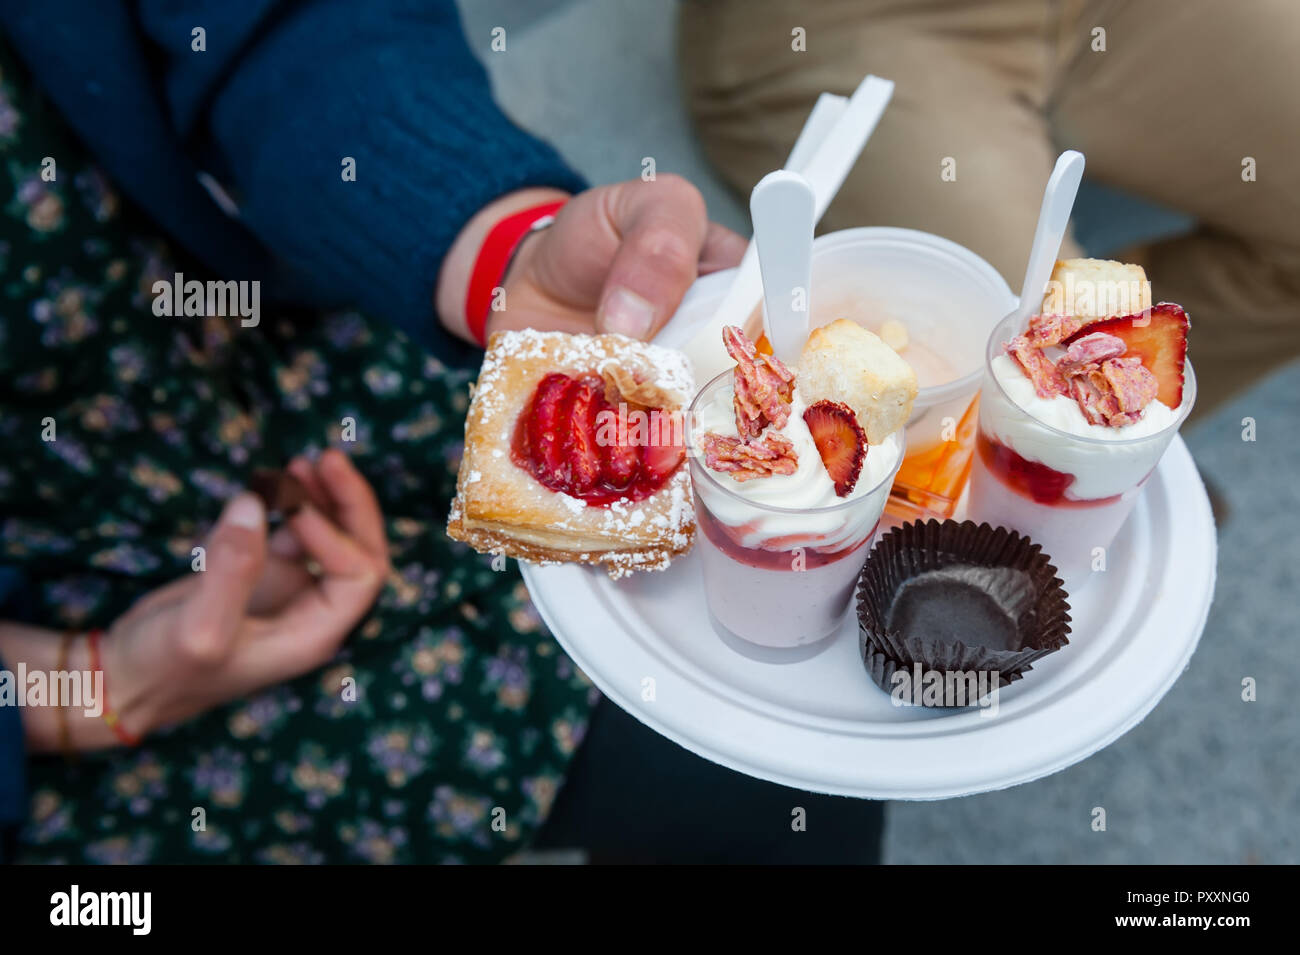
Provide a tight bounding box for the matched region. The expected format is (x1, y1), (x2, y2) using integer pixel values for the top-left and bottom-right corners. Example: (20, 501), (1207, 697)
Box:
(602, 415), (640, 487)
(1063, 303), (1189, 407)
(513, 375), (685, 504)
(522, 373), (574, 483)
(802, 399), (867, 497)
(642, 409), (685, 481)
(563, 376), (605, 492)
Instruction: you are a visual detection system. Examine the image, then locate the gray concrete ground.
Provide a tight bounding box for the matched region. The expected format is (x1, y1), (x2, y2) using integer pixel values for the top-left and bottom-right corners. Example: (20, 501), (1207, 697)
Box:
(458, 0), (1298, 863)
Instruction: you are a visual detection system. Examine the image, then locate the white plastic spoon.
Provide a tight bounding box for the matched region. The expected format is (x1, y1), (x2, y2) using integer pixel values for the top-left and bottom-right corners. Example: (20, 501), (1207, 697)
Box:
(671, 92), (846, 371)
(750, 171), (816, 366)
(799, 75), (894, 223)
(1013, 150), (1086, 324)
(784, 91), (849, 174)
(681, 75), (895, 381)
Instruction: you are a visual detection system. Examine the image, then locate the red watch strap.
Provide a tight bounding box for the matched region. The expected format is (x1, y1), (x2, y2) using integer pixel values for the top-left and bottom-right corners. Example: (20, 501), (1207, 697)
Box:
(465, 199), (567, 347)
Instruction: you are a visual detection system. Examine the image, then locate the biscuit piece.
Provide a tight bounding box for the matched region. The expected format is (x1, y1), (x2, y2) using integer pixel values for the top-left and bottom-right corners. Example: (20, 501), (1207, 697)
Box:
(1041, 258), (1152, 321)
(797, 319), (918, 445)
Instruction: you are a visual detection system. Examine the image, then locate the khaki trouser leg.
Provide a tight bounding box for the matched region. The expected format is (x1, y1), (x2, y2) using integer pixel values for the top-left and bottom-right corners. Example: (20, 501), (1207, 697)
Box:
(1051, 0), (1300, 413)
(678, 0), (1083, 291)
(680, 0), (1300, 415)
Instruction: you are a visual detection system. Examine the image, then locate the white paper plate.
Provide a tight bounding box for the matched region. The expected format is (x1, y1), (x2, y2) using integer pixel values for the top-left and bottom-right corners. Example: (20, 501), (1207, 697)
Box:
(521, 437), (1215, 799)
(520, 242), (1215, 799)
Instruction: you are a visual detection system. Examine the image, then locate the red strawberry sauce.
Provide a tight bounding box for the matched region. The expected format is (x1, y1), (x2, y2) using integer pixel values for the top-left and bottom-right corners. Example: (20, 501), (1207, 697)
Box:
(976, 432), (1123, 507)
(696, 501), (877, 571)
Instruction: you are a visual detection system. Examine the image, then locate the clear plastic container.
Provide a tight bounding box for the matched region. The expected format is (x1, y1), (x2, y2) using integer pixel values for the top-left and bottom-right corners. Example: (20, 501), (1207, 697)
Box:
(807, 228), (1016, 519)
(658, 227), (1016, 521)
(686, 371), (904, 648)
(967, 309), (1197, 583)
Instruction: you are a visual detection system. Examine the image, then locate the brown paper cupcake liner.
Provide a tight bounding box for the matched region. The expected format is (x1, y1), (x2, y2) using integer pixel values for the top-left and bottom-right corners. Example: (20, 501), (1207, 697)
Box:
(856, 519), (1071, 705)
(861, 643), (1027, 709)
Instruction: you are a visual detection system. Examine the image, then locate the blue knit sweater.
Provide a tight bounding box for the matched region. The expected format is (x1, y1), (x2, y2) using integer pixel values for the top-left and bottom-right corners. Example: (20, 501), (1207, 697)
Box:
(0, 0), (587, 860)
(0, 0), (586, 360)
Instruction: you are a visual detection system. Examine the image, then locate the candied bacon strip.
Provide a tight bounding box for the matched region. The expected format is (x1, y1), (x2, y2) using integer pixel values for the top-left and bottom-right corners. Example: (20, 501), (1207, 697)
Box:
(1025, 312), (1089, 348)
(1057, 332), (1126, 378)
(702, 431), (798, 482)
(1006, 336), (1068, 398)
(1084, 366), (1123, 419)
(1070, 375), (1124, 426)
(1069, 356), (1158, 426)
(1101, 356), (1159, 414)
(1069, 378), (1109, 426)
(733, 374), (765, 439)
(723, 326), (794, 436)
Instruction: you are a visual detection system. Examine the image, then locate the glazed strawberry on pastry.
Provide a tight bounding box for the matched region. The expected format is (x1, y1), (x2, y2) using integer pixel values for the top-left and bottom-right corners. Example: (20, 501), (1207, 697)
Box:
(562, 375), (605, 492)
(642, 409), (686, 482)
(512, 375), (688, 506)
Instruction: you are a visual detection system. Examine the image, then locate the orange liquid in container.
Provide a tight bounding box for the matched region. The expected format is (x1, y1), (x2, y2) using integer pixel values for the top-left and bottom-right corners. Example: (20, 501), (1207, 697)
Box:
(887, 394), (979, 521)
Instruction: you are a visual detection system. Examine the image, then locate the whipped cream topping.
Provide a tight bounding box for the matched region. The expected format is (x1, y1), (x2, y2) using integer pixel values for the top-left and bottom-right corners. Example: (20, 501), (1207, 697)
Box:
(691, 384), (902, 550)
(991, 354), (1178, 441)
(986, 354), (1186, 500)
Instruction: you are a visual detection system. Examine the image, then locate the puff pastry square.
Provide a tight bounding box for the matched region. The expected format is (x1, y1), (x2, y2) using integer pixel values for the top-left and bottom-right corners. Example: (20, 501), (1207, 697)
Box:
(447, 330), (696, 577)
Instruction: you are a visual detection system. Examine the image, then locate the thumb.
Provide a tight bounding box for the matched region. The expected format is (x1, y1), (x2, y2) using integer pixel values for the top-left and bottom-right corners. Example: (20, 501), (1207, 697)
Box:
(181, 492), (267, 664)
(595, 176), (709, 340)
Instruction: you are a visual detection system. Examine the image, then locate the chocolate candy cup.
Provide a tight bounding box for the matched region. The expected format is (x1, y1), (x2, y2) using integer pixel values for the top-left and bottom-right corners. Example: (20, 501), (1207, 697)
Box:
(855, 519), (1071, 707)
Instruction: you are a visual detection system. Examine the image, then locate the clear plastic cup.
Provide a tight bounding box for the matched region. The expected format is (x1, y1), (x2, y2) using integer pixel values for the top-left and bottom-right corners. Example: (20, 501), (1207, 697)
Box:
(967, 310), (1197, 583)
(806, 229), (1015, 519)
(686, 370), (905, 648)
(658, 228), (1016, 521)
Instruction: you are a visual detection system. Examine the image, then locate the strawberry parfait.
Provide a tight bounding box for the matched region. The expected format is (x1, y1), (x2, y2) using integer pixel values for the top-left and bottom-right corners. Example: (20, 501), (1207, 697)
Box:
(687, 322), (914, 647)
(968, 259), (1196, 583)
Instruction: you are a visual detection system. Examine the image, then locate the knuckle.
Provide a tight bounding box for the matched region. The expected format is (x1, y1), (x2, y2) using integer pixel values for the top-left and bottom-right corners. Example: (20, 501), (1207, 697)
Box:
(308, 637), (343, 670)
(364, 558), (390, 594)
(180, 625), (226, 666)
(634, 225), (697, 273)
(213, 537), (259, 577)
(658, 173), (705, 213)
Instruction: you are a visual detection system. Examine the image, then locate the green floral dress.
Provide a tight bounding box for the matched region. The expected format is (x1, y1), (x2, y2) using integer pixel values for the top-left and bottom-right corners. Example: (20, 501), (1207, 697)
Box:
(0, 43), (597, 863)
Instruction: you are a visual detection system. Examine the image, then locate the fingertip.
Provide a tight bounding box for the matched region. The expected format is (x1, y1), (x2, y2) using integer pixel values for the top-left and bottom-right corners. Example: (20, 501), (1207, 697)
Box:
(221, 492), (265, 532)
(699, 222), (748, 273)
(320, 447), (355, 478)
(597, 287), (656, 339)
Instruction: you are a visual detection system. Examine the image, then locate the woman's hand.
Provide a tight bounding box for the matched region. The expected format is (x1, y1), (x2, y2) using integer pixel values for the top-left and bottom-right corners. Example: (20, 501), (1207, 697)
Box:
(90, 449), (388, 748)
(436, 177), (746, 344)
